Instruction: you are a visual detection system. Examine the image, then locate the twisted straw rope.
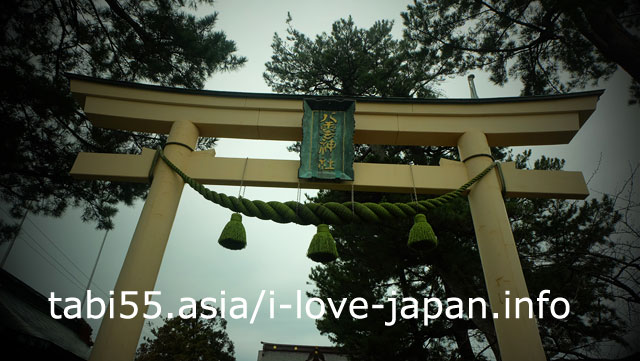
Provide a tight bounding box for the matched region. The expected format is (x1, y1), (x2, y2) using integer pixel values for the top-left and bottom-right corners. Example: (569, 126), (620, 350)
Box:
(157, 147), (496, 226)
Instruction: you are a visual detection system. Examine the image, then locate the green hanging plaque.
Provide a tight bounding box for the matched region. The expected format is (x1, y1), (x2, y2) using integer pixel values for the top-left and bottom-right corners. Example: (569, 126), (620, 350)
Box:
(298, 99), (355, 181)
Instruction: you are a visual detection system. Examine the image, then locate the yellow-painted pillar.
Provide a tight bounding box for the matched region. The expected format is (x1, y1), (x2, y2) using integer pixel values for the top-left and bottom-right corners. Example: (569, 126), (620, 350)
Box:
(89, 120), (199, 361)
(457, 131), (546, 361)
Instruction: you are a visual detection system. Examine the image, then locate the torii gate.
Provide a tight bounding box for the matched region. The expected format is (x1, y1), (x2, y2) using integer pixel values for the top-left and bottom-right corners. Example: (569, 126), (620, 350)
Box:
(67, 74), (602, 361)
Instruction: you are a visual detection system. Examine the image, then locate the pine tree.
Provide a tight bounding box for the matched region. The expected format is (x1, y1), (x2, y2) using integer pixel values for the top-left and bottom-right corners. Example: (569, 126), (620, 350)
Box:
(0, 0), (246, 241)
(265, 16), (638, 360)
(136, 302), (235, 361)
(402, 0), (640, 102)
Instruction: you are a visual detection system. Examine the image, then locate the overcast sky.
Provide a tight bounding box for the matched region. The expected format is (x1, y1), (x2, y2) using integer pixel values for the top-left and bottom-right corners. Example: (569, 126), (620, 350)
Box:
(1, 1), (639, 361)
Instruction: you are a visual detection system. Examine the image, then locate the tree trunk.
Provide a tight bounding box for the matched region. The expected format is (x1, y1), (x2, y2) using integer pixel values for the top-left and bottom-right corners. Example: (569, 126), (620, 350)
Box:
(435, 263), (502, 360)
(452, 318), (476, 360)
(574, 3), (640, 84)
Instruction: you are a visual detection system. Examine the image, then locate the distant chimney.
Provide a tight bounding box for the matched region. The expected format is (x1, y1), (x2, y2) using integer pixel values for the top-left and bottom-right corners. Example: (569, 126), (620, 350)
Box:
(468, 74), (479, 98)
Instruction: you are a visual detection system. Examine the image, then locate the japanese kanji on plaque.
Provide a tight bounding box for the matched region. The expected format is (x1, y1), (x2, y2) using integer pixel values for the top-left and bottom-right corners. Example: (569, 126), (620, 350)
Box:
(298, 99), (355, 181)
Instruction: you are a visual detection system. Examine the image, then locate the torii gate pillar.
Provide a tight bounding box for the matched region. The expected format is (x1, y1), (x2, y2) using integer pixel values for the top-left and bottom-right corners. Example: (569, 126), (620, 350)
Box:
(458, 130), (545, 360)
(89, 120), (199, 361)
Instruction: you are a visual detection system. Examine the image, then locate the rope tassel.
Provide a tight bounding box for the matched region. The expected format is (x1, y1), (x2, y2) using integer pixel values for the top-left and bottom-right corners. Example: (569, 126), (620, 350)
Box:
(407, 214), (437, 252)
(307, 224), (339, 263)
(218, 213), (247, 250)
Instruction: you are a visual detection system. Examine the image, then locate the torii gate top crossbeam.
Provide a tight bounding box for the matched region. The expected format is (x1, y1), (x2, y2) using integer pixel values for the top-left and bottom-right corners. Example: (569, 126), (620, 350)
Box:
(67, 74), (603, 147)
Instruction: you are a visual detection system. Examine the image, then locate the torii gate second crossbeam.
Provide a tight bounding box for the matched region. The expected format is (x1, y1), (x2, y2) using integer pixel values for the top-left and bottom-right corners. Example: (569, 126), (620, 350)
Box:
(67, 74), (602, 361)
